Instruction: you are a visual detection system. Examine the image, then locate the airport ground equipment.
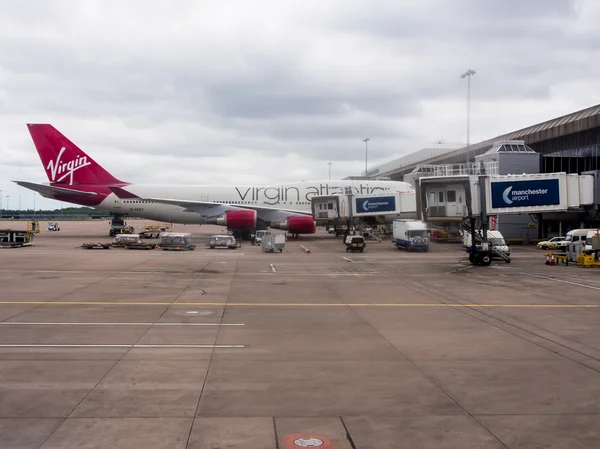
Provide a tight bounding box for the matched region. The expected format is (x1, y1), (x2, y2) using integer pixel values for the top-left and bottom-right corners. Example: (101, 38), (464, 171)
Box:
(463, 229), (511, 263)
(110, 234), (156, 249)
(544, 253), (568, 265)
(392, 219), (429, 251)
(109, 216), (134, 237)
(311, 187), (417, 242)
(159, 232), (196, 251)
(261, 234), (285, 252)
(29, 221), (40, 233)
(255, 230), (271, 245)
(0, 228), (34, 248)
(47, 222), (60, 231)
(417, 171), (598, 266)
(345, 235), (366, 252)
(567, 242), (585, 263)
(112, 234), (143, 248)
(139, 223), (172, 239)
(81, 242), (111, 250)
(208, 235), (239, 249)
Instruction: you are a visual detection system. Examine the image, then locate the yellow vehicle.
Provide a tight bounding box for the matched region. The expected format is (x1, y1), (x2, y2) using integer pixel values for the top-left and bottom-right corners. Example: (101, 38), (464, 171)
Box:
(537, 236), (565, 250)
(345, 235), (366, 253)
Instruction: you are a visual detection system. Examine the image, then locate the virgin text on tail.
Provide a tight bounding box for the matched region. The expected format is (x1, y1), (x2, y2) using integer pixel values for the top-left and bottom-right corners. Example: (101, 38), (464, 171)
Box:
(46, 147), (92, 184)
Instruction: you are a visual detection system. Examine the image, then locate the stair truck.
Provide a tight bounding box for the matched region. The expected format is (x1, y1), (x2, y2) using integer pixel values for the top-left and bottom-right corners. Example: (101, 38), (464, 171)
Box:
(392, 220), (430, 252)
(463, 229), (511, 264)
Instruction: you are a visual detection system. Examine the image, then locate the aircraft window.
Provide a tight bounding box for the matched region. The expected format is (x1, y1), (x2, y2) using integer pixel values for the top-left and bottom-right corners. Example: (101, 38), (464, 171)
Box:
(438, 191), (444, 203)
(447, 190), (456, 202)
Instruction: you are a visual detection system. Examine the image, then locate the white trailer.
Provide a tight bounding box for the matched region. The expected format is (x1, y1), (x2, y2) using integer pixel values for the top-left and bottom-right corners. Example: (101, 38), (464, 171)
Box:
(392, 220), (429, 251)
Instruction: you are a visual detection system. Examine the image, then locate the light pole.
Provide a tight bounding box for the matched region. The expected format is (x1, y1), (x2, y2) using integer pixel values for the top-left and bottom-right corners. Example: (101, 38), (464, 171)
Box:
(19, 195), (21, 213)
(327, 162), (332, 180)
(33, 193), (36, 217)
(363, 138), (370, 178)
(0, 189), (2, 218)
(461, 69), (476, 164)
(6, 195), (9, 213)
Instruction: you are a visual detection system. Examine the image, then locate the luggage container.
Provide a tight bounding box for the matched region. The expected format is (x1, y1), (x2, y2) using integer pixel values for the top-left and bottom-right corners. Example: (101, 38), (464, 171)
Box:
(159, 232), (196, 251)
(261, 234), (285, 252)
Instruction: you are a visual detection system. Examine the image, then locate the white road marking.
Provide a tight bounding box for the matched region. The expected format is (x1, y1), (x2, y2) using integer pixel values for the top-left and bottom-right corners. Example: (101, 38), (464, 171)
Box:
(0, 322), (244, 326)
(270, 264), (277, 273)
(0, 344), (245, 348)
(342, 257), (352, 263)
(444, 265), (473, 274)
(521, 271), (600, 291)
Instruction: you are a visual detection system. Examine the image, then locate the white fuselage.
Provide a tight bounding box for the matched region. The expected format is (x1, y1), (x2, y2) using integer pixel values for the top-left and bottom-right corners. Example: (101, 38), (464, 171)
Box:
(95, 180), (415, 225)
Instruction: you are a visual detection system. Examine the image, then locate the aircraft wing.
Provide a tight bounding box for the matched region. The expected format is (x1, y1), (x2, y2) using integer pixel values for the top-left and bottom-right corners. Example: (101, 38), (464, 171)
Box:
(109, 186), (312, 221)
(13, 181), (98, 199)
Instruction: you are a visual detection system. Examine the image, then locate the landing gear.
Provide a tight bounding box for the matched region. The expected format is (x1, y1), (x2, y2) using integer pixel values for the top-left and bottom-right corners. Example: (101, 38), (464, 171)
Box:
(231, 230), (252, 241)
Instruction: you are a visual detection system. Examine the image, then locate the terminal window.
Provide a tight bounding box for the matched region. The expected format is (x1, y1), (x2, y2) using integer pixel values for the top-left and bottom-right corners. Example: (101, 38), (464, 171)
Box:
(447, 190), (456, 202)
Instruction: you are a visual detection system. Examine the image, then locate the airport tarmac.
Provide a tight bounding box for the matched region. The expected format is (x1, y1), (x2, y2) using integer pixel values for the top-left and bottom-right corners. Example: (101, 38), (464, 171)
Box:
(1, 219), (600, 448)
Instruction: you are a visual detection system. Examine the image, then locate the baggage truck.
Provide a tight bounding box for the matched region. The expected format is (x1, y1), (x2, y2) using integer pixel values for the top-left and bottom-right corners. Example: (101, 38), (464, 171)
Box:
(392, 220), (429, 251)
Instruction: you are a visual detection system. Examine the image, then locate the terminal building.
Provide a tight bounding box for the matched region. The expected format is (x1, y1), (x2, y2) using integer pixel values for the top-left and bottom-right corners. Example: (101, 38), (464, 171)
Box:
(365, 104), (600, 242)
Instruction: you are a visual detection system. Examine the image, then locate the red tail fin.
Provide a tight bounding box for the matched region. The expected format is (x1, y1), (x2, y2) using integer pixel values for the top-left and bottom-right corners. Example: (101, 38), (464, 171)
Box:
(27, 124), (123, 185)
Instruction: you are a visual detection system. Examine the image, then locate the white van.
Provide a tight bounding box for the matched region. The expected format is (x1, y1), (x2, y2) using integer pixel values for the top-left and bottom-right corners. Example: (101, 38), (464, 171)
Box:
(463, 230), (511, 259)
(584, 230), (600, 251)
(563, 229), (593, 247)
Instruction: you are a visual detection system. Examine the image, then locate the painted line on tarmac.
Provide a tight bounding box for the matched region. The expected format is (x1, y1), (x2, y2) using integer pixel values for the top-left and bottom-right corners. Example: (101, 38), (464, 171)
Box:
(270, 264), (277, 273)
(0, 322), (244, 326)
(342, 257), (352, 262)
(520, 271), (600, 291)
(0, 301), (599, 308)
(0, 344), (245, 349)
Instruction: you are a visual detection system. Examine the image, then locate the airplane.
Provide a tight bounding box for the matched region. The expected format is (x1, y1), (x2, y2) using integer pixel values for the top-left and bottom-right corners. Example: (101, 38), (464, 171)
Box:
(14, 124), (416, 238)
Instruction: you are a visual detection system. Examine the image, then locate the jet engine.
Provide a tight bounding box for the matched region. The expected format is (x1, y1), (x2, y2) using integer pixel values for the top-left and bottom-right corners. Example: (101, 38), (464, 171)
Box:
(206, 209), (257, 230)
(270, 216), (316, 234)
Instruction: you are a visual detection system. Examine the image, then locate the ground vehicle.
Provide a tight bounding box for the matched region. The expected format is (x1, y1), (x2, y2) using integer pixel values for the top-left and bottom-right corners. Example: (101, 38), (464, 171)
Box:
(208, 235), (238, 249)
(255, 230), (271, 245)
(563, 229), (594, 248)
(345, 235), (365, 252)
(47, 222), (59, 231)
(139, 223), (172, 238)
(537, 236), (566, 250)
(109, 217), (134, 236)
(463, 229), (511, 263)
(392, 219), (429, 251)
(584, 230), (600, 251)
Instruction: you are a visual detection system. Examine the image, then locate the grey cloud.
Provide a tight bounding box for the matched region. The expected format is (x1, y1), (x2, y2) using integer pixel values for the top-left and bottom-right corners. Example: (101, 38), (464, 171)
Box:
(1, 0), (599, 204)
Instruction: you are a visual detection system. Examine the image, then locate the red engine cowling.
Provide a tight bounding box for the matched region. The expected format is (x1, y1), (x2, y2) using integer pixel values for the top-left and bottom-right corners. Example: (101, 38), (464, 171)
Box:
(207, 210), (257, 230)
(271, 216), (316, 234)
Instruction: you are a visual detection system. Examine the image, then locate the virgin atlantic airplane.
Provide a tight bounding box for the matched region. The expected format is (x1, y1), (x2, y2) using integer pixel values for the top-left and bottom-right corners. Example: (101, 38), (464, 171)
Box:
(15, 124), (415, 237)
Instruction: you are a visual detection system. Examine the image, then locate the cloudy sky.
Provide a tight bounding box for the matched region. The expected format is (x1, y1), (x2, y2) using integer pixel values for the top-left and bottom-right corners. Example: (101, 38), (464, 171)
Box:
(1, 0), (599, 211)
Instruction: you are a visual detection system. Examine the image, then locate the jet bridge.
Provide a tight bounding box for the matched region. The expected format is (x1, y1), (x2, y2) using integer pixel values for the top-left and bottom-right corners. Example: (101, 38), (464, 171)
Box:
(416, 171), (599, 265)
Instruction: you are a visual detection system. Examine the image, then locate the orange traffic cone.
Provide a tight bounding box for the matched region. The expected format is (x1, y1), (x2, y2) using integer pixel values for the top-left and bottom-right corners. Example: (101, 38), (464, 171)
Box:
(550, 255), (556, 265)
(545, 255), (551, 265)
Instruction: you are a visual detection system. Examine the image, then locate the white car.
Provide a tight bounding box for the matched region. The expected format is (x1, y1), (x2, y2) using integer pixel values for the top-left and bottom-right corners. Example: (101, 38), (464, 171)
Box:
(537, 236), (566, 250)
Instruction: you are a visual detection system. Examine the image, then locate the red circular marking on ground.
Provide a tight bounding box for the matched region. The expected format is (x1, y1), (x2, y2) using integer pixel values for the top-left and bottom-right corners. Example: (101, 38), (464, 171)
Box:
(282, 434), (334, 448)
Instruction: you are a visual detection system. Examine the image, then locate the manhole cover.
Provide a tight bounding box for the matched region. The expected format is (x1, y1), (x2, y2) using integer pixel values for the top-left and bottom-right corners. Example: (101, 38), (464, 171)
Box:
(283, 434), (333, 448)
(294, 437), (323, 447)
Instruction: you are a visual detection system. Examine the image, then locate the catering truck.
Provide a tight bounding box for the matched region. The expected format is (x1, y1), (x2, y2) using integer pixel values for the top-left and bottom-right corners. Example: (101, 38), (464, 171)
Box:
(392, 219), (429, 251)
